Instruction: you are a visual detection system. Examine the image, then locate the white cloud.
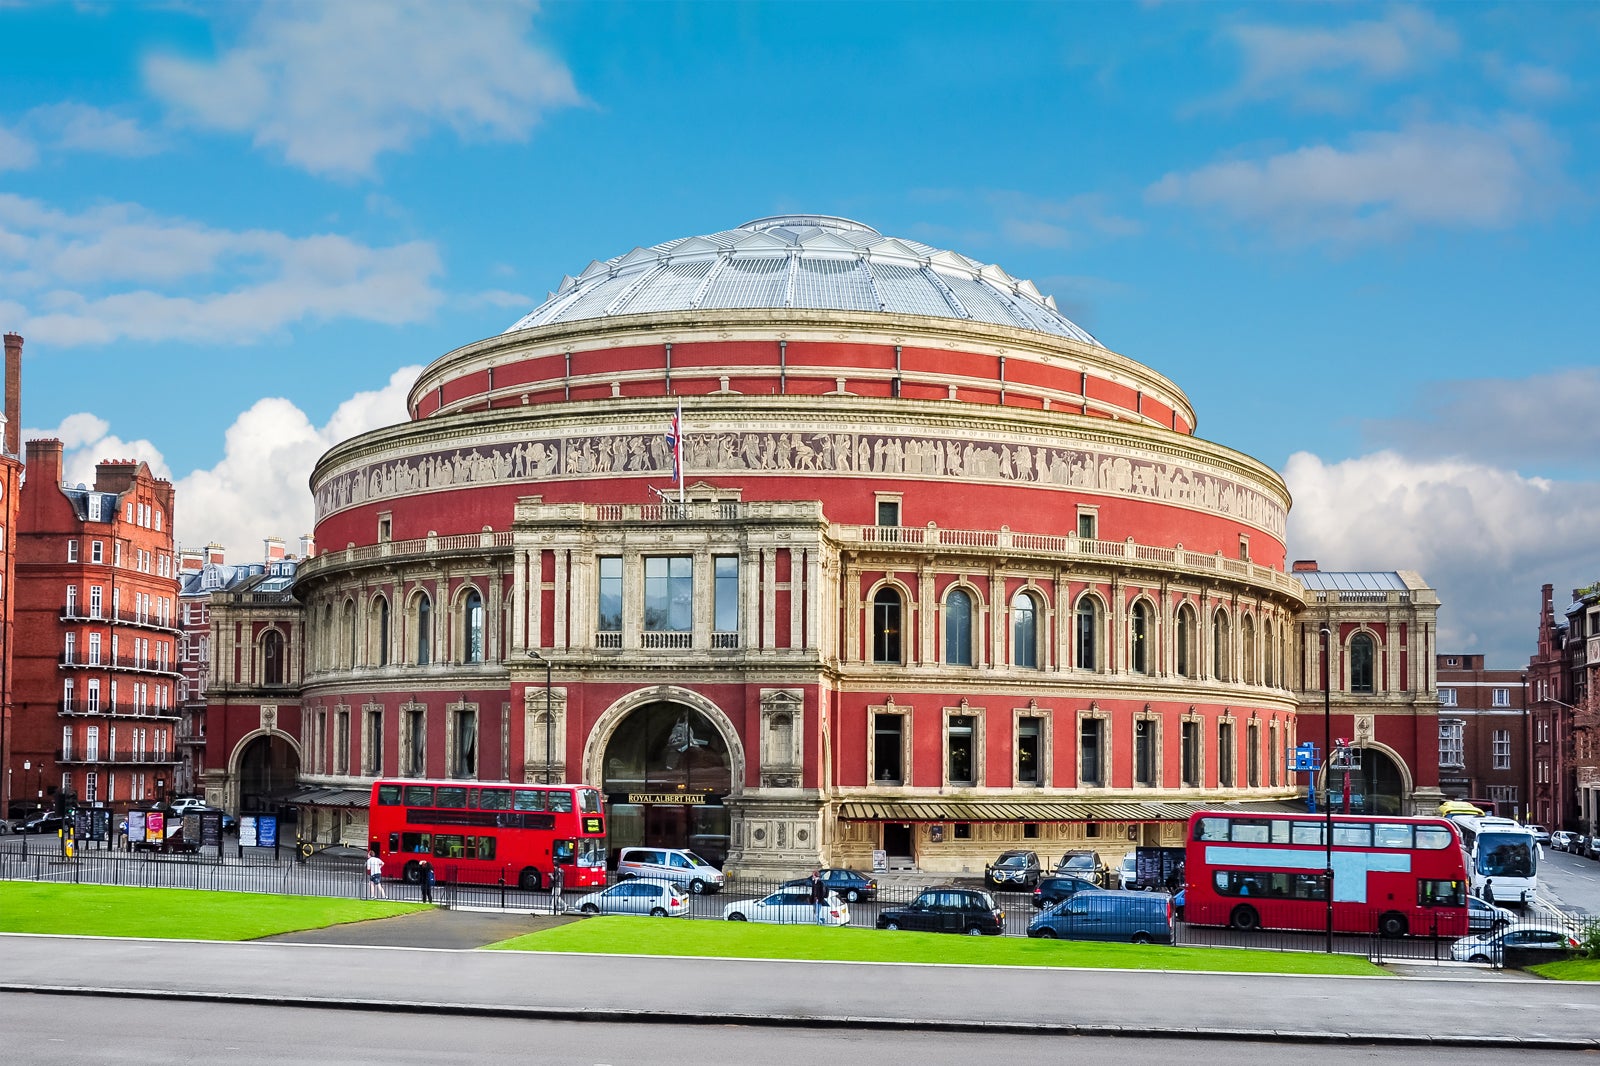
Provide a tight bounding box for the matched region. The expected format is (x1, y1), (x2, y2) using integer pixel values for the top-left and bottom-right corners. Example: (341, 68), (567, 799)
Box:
(27, 102), (160, 157)
(1484, 58), (1573, 105)
(1284, 450), (1599, 665)
(1147, 118), (1562, 243)
(29, 367), (420, 559)
(0, 123), (39, 170)
(144, 0), (583, 178)
(1214, 8), (1458, 112)
(0, 193), (443, 346)
(1364, 368), (1600, 466)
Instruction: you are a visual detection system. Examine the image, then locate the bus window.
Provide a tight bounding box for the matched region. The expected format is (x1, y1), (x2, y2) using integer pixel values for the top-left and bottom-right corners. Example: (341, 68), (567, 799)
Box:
(401, 832), (432, 854)
(388, 832), (399, 852)
(554, 839), (575, 864)
(1415, 826), (1454, 850)
(475, 836), (495, 861)
(1196, 817), (1229, 841)
(1418, 879), (1466, 907)
(514, 789), (545, 811)
(547, 791), (574, 814)
(377, 785), (402, 806)
(433, 834), (467, 859)
(1231, 821), (1270, 843)
(436, 787), (468, 809)
(1270, 820), (1290, 844)
(1291, 822), (1324, 846)
(478, 788), (512, 811)
(1374, 823), (1413, 849)
(578, 789), (602, 815)
(404, 785), (435, 807)
(1332, 823), (1371, 847)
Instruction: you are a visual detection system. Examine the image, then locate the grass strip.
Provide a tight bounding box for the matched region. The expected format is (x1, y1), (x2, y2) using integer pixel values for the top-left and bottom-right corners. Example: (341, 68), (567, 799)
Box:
(0, 881), (428, 940)
(485, 915), (1388, 975)
(1528, 957), (1600, 981)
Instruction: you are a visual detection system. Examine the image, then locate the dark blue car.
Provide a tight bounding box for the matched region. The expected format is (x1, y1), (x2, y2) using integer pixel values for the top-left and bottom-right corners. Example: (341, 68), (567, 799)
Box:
(781, 867), (878, 901)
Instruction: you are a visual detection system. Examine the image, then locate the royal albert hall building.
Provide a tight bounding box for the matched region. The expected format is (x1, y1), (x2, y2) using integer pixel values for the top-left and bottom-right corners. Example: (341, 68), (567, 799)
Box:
(202, 214), (1437, 878)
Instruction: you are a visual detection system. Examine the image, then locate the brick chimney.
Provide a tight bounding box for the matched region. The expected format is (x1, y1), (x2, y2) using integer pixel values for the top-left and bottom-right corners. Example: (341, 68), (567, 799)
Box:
(4, 333), (21, 458)
(1291, 560), (1320, 572)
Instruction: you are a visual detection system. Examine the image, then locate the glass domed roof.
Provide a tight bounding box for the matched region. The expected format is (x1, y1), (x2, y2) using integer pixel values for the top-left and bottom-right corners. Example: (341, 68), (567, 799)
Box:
(504, 215), (1102, 347)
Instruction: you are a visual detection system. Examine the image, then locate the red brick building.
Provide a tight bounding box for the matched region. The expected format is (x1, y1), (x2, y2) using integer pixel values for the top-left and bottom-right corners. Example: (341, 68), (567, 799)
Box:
(0, 334), (25, 817)
(1433, 653), (1527, 817)
(9, 440), (181, 815)
(1528, 582), (1600, 832)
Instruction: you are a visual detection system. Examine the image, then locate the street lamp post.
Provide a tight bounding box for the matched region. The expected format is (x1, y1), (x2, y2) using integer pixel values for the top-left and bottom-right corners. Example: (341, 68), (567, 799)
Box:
(1320, 625), (1334, 955)
(529, 651), (553, 784)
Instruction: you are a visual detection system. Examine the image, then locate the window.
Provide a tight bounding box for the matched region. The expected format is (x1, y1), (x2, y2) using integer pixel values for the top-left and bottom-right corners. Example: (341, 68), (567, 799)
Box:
(597, 557), (622, 643)
(1212, 611), (1230, 681)
(872, 587), (902, 664)
(374, 597), (390, 666)
(415, 594), (432, 665)
(1241, 616), (1256, 684)
(876, 499), (900, 528)
(1350, 632), (1375, 694)
(1248, 722), (1260, 787)
(67, 540), (78, 562)
(1074, 596), (1099, 671)
(345, 600), (358, 667)
(643, 557), (691, 633)
(1439, 688), (1457, 707)
(463, 589), (485, 663)
(1077, 509), (1097, 539)
(405, 707), (426, 777)
(87, 679), (101, 713)
(1012, 591), (1038, 669)
(1017, 717), (1042, 784)
(1080, 717), (1103, 786)
(947, 715), (975, 785)
(63, 678), (74, 712)
(1492, 687), (1510, 708)
(1130, 601), (1150, 674)
(713, 556), (739, 638)
(377, 514), (392, 542)
(1176, 604), (1195, 678)
(1218, 721), (1235, 787)
(1134, 718), (1154, 787)
(66, 585), (78, 615)
(335, 710), (350, 774)
(873, 713), (903, 784)
(453, 708), (477, 778)
(1493, 729), (1512, 770)
(1439, 719), (1464, 768)
(263, 630), (285, 686)
(91, 540), (104, 563)
(89, 632), (101, 665)
(1269, 721), (1280, 786)
(90, 585), (103, 618)
(944, 588), (974, 666)
(65, 632), (76, 663)
(1181, 720), (1200, 787)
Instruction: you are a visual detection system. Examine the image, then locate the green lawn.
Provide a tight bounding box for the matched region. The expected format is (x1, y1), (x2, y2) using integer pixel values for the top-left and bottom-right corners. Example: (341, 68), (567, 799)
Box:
(0, 882), (429, 940)
(1528, 957), (1600, 981)
(485, 915), (1387, 975)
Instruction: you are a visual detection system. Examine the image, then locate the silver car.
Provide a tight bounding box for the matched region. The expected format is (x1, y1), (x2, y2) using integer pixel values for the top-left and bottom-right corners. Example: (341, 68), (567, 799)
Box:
(572, 880), (690, 917)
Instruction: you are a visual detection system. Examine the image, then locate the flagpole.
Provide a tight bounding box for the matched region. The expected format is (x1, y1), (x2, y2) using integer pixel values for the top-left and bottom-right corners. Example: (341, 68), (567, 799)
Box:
(676, 401), (685, 506)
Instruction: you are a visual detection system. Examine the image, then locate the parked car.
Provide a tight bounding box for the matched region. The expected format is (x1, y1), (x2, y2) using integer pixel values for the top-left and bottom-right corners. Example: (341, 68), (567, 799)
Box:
(1054, 850), (1108, 886)
(1586, 837), (1600, 861)
(985, 849), (1042, 890)
(616, 847), (726, 894)
(1027, 889), (1174, 944)
(1116, 853), (1139, 890)
(12, 813), (65, 835)
(1550, 830), (1574, 852)
(168, 797), (209, 816)
(1526, 824), (1551, 846)
(724, 887), (849, 926)
(1466, 894), (1516, 932)
(1032, 874), (1104, 910)
(876, 887), (1004, 935)
(572, 880), (689, 917)
(1450, 923), (1581, 964)
(780, 868), (877, 902)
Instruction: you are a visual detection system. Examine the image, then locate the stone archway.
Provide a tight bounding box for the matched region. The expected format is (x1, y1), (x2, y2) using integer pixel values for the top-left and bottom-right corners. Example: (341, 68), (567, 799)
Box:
(228, 729), (301, 817)
(1320, 741), (1413, 816)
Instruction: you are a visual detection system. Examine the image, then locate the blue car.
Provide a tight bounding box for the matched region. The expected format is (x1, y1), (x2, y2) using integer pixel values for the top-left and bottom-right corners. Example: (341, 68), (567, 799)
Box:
(782, 867), (878, 902)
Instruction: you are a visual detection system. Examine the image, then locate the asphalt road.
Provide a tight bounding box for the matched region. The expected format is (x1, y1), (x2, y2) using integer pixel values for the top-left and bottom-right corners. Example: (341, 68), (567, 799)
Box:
(4, 993), (1596, 1066)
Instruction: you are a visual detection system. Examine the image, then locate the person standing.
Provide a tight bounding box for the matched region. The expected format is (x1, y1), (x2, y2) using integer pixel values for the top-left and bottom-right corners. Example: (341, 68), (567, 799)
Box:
(417, 858), (434, 903)
(810, 868), (828, 924)
(365, 849), (387, 899)
(550, 862), (565, 914)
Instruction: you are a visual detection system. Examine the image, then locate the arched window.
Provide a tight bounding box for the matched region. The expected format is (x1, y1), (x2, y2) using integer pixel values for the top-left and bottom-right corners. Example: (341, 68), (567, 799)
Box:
(344, 599), (357, 668)
(1350, 632), (1376, 694)
(1213, 610), (1231, 681)
(415, 593), (432, 666)
(373, 596), (390, 667)
(1130, 601), (1150, 674)
(1241, 615), (1256, 685)
(1262, 619), (1275, 687)
(263, 630), (284, 686)
(1176, 603), (1196, 678)
(1074, 596), (1100, 671)
(944, 588), (973, 666)
(463, 589), (485, 664)
(1012, 591), (1038, 669)
(320, 603), (333, 672)
(872, 587), (903, 664)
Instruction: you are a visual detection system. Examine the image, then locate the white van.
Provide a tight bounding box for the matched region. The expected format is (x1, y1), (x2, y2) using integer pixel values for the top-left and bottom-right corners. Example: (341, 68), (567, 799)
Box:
(616, 847), (726, 895)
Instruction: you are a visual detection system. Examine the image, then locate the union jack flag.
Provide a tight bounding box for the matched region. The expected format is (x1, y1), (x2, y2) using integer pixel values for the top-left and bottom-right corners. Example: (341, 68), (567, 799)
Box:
(665, 402), (683, 484)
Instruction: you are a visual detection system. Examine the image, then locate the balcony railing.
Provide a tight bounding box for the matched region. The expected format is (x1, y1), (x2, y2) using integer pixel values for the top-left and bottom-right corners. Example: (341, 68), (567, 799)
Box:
(58, 606), (181, 633)
(711, 631), (740, 650)
(59, 701), (180, 719)
(55, 748), (179, 765)
(595, 631), (621, 649)
(297, 529), (516, 579)
(641, 631), (692, 650)
(58, 654), (181, 677)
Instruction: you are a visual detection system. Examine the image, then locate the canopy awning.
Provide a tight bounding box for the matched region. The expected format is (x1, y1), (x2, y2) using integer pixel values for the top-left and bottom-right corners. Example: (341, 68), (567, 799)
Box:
(835, 798), (1304, 823)
(284, 787), (371, 809)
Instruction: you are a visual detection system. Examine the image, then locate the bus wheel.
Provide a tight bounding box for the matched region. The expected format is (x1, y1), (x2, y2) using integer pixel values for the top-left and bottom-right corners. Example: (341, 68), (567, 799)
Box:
(402, 862), (422, 884)
(518, 868), (543, 891)
(1378, 912), (1408, 939)
(1229, 905), (1260, 932)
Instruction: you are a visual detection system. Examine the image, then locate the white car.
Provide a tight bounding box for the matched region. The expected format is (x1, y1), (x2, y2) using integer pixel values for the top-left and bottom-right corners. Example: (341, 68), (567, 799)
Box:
(616, 847), (726, 895)
(1451, 923), (1580, 964)
(723, 887), (849, 926)
(1527, 824), (1551, 846)
(1551, 830), (1574, 852)
(572, 880), (690, 917)
(1117, 853), (1139, 890)
(1466, 894), (1516, 932)
(168, 797), (209, 815)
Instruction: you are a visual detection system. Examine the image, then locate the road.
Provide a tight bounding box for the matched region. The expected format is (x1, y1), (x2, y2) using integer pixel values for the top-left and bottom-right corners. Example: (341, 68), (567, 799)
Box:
(1537, 846), (1600, 918)
(3, 993), (1595, 1066)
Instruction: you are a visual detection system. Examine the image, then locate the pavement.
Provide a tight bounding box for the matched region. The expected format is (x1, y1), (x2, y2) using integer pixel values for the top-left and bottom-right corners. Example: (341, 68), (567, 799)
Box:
(3, 911), (1596, 1050)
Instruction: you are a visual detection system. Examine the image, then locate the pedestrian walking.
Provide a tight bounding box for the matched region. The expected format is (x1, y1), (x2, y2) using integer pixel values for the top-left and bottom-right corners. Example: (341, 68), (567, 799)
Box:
(810, 868), (828, 924)
(550, 862), (565, 914)
(417, 858), (434, 903)
(366, 849), (387, 899)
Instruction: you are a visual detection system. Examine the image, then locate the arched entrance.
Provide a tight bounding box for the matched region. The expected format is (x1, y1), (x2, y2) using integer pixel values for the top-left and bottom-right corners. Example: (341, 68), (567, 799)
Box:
(1326, 745), (1409, 815)
(235, 732), (300, 817)
(599, 701), (734, 866)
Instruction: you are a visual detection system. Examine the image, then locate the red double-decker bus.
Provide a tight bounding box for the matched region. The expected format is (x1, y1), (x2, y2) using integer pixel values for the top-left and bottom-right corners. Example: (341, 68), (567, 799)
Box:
(1183, 810), (1470, 938)
(368, 779), (607, 890)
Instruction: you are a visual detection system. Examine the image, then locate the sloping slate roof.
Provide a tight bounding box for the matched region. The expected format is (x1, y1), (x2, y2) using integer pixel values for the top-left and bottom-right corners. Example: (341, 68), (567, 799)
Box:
(504, 215), (1103, 346)
(1295, 571), (1407, 592)
(285, 787), (370, 808)
(835, 798), (1305, 822)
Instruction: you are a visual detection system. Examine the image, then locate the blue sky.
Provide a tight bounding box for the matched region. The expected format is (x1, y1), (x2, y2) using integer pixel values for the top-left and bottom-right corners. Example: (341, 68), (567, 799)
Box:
(3, 1), (1596, 665)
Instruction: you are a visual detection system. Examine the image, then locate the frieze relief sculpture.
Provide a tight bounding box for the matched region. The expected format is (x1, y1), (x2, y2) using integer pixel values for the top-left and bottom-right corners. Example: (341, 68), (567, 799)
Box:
(317, 429), (1285, 536)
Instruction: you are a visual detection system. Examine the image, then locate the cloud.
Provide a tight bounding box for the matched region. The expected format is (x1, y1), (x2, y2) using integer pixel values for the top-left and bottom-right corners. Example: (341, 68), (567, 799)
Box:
(144, 0), (583, 178)
(29, 366), (420, 558)
(1147, 117), (1563, 243)
(0, 193), (443, 346)
(1284, 450), (1599, 665)
(1484, 57), (1573, 105)
(1212, 8), (1458, 112)
(1364, 368), (1600, 469)
(28, 103), (160, 157)
(0, 123), (39, 170)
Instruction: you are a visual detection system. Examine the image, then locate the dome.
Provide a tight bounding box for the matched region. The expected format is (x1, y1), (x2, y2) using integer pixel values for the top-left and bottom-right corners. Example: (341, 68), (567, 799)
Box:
(504, 215), (1103, 347)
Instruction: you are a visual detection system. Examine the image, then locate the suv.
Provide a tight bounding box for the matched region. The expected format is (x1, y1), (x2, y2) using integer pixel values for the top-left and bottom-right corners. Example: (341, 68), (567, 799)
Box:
(985, 849), (1041, 890)
(1027, 889), (1174, 944)
(1031, 873), (1103, 909)
(616, 847), (726, 894)
(1054, 850), (1108, 886)
(877, 887), (1004, 935)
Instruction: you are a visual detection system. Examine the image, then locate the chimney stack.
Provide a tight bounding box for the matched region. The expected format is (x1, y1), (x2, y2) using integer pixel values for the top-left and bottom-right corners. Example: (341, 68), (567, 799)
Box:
(4, 333), (21, 458)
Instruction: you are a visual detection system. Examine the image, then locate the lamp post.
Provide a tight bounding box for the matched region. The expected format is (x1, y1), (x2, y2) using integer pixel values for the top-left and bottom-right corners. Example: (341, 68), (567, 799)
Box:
(1320, 625), (1334, 955)
(529, 650), (553, 784)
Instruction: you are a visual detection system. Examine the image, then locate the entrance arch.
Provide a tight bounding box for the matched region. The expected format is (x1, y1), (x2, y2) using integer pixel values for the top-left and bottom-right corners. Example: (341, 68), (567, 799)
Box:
(1320, 742), (1412, 816)
(585, 688), (744, 867)
(230, 729), (301, 816)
